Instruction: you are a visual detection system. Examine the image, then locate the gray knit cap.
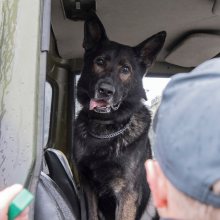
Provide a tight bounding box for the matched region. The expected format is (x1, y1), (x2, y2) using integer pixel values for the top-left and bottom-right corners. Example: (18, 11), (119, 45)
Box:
(153, 58), (220, 207)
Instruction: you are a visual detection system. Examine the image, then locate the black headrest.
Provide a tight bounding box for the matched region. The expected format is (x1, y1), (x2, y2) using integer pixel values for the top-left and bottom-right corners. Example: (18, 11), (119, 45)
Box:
(44, 149), (81, 219)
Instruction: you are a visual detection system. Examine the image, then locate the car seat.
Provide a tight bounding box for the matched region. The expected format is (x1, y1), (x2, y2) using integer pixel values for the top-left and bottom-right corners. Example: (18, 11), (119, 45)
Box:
(34, 149), (86, 220)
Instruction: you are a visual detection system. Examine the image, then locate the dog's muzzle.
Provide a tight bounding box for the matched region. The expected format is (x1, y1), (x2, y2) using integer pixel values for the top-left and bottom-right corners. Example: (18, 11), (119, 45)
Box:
(90, 98), (122, 114)
(98, 83), (115, 98)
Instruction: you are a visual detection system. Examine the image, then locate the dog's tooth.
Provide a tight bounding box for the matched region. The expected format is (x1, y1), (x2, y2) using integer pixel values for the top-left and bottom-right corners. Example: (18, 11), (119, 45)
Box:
(106, 104), (110, 107)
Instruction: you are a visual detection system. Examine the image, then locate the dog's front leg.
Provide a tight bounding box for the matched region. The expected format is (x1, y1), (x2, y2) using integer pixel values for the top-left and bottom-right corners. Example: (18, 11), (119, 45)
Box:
(81, 175), (99, 220)
(115, 192), (138, 220)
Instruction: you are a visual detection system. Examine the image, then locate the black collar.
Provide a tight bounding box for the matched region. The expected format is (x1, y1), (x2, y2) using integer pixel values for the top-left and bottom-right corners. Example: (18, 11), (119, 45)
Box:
(91, 119), (114, 125)
(89, 115), (134, 139)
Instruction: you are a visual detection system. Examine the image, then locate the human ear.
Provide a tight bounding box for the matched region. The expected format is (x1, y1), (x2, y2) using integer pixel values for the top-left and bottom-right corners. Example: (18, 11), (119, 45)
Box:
(145, 159), (167, 208)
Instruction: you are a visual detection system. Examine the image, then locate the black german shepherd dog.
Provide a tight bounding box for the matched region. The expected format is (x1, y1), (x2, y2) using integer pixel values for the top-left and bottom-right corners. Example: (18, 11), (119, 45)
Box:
(73, 11), (166, 220)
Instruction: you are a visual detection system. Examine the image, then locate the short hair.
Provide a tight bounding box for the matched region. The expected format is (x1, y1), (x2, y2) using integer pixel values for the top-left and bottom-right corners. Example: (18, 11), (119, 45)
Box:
(168, 180), (220, 220)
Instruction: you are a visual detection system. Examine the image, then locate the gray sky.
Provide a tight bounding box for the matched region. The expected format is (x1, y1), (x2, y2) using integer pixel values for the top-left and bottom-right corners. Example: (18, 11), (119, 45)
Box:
(143, 77), (171, 106)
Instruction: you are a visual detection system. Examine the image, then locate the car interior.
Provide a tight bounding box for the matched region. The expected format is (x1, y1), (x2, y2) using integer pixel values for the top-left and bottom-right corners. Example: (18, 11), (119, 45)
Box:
(36, 0), (220, 219)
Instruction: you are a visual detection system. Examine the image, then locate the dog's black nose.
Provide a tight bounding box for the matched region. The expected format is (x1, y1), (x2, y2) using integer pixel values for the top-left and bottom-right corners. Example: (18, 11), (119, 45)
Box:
(99, 83), (115, 97)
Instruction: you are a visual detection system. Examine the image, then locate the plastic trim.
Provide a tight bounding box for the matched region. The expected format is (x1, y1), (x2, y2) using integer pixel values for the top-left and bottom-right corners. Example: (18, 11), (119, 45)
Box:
(41, 0), (51, 51)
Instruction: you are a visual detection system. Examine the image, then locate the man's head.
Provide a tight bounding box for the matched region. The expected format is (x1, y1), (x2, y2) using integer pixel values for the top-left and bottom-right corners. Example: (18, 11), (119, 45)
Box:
(145, 58), (220, 220)
(145, 160), (220, 219)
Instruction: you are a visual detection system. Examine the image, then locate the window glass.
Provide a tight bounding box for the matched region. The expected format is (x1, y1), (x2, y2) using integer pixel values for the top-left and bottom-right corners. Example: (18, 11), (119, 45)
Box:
(143, 77), (170, 109)
(44, 82), (52, 147)
(143, 77), (171, 148)
(75, 75), (82, 118)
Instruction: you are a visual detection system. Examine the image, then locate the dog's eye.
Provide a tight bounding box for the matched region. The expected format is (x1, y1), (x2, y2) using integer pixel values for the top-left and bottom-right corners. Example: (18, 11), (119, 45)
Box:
(121, 66), (130, 74)
(96, 58), (105, 66)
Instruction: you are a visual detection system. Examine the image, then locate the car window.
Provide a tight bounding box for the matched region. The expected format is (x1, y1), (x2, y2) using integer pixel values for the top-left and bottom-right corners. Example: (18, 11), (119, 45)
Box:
(143, 77), (170, 111)
(144, 77), (171, 149)
(75, 75), (82, 118)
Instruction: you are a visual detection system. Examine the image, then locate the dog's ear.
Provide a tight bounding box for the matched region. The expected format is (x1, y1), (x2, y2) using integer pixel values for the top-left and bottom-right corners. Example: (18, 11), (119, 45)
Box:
(83, 10), (108, 51)
(135, 31), (166, 68)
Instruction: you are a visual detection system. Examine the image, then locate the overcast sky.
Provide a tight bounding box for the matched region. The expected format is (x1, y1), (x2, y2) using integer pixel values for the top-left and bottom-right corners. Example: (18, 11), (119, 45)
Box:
(143, 77), (171, 106)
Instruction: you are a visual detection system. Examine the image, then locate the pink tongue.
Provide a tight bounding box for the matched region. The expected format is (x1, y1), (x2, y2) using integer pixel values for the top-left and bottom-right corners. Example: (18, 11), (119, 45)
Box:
(90, 100), (108, 110)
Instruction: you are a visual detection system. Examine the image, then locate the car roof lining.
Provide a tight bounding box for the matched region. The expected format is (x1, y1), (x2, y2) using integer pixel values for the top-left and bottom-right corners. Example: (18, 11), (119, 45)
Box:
(165, 33), (220, 67)
(51, 0), (220, 70)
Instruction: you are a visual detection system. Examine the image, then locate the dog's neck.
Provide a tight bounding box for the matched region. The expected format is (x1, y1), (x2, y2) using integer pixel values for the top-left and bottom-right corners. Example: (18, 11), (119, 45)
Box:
(89, 115), (134, 139)
(87, 100), (145, 125)
(90, 118), (115, 125)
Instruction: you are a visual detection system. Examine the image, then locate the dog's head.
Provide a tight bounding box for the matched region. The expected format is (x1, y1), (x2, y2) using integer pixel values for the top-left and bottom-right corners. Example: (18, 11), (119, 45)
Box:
(77, 10), (166, 120)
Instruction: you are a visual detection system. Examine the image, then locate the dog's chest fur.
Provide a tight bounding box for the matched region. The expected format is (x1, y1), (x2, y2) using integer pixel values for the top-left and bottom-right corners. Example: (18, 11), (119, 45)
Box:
(74, 106), (152, 195)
